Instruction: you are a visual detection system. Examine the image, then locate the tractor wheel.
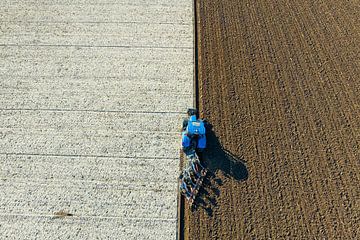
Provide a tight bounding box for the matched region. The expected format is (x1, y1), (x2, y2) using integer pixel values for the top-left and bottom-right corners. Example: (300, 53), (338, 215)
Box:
(182, 119), (188, 130)
(187, 108), (198, 117)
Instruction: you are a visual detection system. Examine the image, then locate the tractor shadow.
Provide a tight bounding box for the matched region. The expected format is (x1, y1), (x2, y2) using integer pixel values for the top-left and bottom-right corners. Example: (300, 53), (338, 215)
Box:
(193, 127), (249, 215)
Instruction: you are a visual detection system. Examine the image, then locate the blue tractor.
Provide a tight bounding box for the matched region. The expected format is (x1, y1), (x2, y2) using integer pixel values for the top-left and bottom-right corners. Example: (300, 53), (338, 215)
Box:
(179, 109), (207, 205)
(181, 108), (207, 155)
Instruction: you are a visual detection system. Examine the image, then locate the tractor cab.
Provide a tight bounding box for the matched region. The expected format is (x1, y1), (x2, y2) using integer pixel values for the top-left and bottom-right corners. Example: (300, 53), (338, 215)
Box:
(187, 115), (206, 136)
(182, 109), (206, 154)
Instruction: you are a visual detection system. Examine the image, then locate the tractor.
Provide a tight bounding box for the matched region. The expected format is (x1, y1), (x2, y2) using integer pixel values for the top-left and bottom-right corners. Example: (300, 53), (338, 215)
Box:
(179, 109), (208, 204)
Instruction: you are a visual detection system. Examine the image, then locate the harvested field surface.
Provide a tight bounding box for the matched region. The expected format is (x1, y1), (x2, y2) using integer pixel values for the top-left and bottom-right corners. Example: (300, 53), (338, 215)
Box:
(0, 0), (193, 239)
(184, 0), (360, 239)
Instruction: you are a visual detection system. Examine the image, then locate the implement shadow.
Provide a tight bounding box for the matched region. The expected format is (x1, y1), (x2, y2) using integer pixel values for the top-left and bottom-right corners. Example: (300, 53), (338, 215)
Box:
(194, 127), (248, 215)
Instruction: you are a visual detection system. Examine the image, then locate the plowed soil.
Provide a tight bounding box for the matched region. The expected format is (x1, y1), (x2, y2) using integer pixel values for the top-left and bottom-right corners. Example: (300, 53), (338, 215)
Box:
(184, 0), (360, 239)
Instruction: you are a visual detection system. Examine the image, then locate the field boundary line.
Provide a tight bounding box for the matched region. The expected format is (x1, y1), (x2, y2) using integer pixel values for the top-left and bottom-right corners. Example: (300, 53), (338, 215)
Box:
(177, 1), (199, 240)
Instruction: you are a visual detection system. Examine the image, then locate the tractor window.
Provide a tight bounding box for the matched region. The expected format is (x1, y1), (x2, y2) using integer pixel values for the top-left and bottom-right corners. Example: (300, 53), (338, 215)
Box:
(192, 122), (201, 127)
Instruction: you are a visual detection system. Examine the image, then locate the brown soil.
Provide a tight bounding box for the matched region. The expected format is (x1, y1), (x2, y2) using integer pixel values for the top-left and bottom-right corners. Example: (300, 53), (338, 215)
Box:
(184, 0), (360, 239)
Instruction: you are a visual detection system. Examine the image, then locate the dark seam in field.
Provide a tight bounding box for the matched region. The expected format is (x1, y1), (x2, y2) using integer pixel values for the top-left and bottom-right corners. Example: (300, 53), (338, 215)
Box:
(0, 74), (191, 81)
(193, 1), (200, 110)
(0, 152), (178, 160)
(0, 20), (192, 26)
(0, 108), (184, 115)
(0, 43), (192, 49)
(0, 212), (177, 222)
(0, 3), (190, 7)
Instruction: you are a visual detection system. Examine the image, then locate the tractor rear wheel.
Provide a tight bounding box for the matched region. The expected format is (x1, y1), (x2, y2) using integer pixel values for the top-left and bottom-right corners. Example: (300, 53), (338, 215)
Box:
(182, 119), (188, 130)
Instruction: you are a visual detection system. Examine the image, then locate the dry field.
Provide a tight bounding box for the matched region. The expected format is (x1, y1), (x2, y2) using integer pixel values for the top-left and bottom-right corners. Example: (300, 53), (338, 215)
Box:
(184, 0), (360, 239)
(0, 1), (193, 239)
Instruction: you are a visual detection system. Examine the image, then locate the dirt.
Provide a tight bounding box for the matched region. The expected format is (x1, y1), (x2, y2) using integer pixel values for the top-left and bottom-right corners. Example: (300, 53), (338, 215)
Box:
(183, 0), (360, 239)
